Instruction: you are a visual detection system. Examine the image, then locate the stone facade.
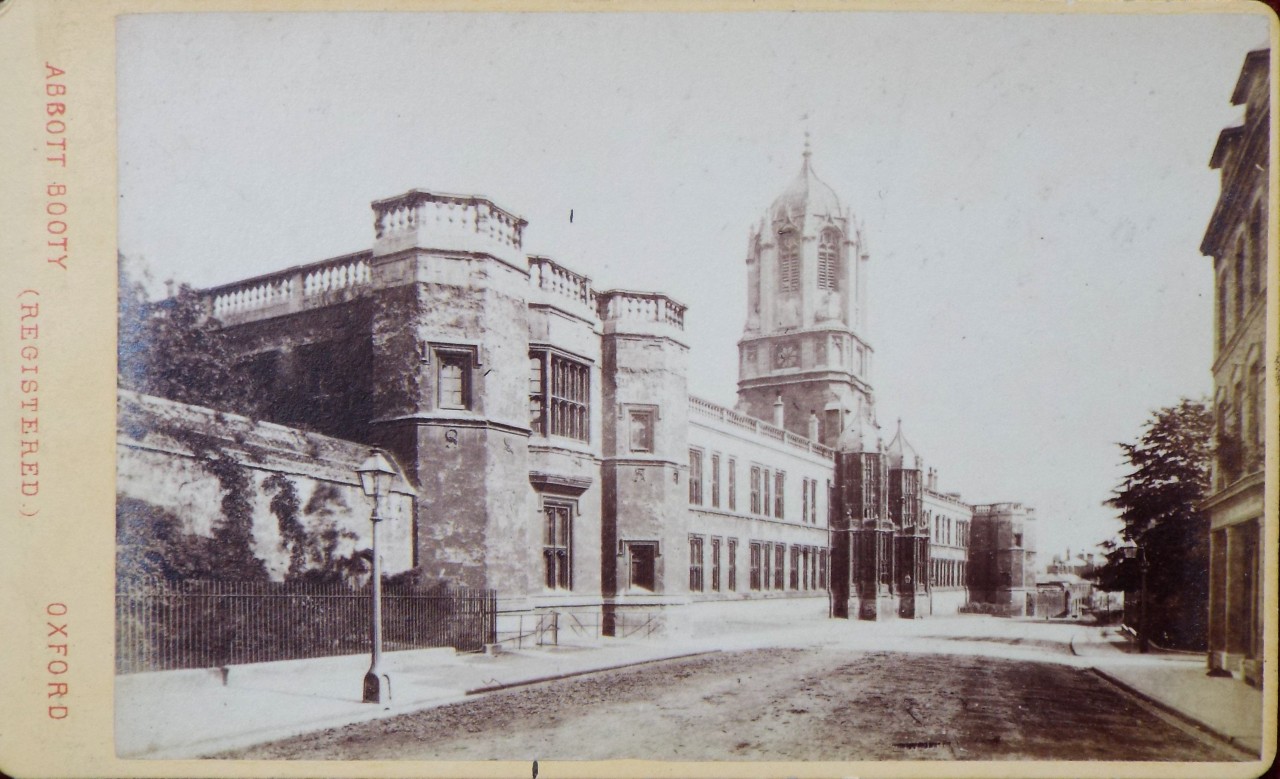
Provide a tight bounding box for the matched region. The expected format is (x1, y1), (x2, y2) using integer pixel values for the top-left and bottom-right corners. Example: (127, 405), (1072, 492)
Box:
(122, 153), (1041, 633)
(1201, 49), (1268, 686)
(968, 503), (1038, 617)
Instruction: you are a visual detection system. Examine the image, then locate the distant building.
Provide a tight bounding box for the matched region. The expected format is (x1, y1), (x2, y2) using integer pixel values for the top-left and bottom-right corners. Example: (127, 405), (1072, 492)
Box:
(968, 503), (1038, 617)
(118, 148), (1039, 635)
(1201, 48), (1268, 686)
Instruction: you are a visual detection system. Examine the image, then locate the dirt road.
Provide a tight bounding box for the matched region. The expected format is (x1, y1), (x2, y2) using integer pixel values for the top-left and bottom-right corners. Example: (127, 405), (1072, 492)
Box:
(224, 648), (1231, 761)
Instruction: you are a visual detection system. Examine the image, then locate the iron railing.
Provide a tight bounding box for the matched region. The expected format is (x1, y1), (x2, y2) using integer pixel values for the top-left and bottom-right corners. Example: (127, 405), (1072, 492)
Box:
(115, 580), (497, 674)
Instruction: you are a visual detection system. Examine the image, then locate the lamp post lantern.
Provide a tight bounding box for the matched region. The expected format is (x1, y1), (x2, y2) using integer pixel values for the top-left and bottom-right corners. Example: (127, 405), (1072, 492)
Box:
(357, 448), (396, 704)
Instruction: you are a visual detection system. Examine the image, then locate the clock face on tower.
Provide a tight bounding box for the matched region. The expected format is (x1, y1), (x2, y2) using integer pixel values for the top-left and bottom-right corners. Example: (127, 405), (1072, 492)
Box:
(774, 343), (798, 369)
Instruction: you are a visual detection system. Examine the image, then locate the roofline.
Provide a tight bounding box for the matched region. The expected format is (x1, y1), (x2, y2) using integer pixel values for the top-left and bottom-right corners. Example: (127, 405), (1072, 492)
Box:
(1231, 48), (1271, 105)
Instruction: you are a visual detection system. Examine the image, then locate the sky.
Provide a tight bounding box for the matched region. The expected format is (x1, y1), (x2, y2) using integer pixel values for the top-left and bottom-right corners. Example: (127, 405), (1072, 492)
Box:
(117, 10), (1270, 562)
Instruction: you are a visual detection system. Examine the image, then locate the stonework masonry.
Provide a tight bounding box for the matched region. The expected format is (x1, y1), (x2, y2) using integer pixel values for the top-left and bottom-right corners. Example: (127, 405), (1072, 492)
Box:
(122, 154), (1040, 635)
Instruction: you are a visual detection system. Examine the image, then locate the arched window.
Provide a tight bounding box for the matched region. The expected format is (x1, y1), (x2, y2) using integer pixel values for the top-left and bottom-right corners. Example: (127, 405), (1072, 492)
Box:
(818, 229), (841, 291)
(778, 230), (800, 293)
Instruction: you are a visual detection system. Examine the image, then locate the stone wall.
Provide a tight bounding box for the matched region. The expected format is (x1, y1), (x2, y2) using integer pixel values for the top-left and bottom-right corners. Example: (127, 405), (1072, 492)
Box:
(117, 390), (416, 581)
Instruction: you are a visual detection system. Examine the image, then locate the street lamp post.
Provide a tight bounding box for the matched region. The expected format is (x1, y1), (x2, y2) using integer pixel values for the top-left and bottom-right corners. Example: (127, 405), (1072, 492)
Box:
(357, 449), (397, 704)
(1121, 544), (1150, 654)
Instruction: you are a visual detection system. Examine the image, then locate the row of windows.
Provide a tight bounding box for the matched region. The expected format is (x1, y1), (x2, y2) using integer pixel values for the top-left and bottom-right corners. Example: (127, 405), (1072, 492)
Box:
(688, 535), (739, 593)
(746, 540), (828, 592)
(1216, 200), (1267, 351)
(927, 512), (969, 547)
(689, 448), (829, 526)
(931, 559), (967, 588)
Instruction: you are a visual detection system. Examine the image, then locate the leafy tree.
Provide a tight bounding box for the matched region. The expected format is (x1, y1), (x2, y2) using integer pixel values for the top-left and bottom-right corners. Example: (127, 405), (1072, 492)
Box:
(1100, 399), (1212, 650)
(117, 255), (261, 415)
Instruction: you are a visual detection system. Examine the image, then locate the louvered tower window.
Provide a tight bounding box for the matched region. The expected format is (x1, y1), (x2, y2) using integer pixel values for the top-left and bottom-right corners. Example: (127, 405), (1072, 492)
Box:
(778, 231), (800, 293)
(818, 229), (841, 291)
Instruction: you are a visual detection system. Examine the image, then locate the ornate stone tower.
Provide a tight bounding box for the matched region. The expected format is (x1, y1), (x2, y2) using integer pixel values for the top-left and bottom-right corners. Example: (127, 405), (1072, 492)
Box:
(830, 407), (899, 620)
(737, 143), (873, 446)
(886, 420), (929, 619)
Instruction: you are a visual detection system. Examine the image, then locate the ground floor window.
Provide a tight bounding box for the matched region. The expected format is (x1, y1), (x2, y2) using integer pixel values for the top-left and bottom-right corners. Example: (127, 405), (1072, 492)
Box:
(774, 544), (785, 590)
(750, 542), (763, 590)
(819, 549), (828, 589)
(628, 541), (657, 591)
(728, 539), (738, 591)
(543, 502), (573, 590)
(689, 535), (705, 592)
(711, 537), (722, 592)
(789, 546), (800, 590)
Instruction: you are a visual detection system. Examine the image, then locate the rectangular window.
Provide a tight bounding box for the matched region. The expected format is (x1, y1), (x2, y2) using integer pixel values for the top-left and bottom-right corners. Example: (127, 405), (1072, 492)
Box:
(790, 546), (800, 589)
(809, 547), (818, 590)
(727, 459), (737, 511)
(749, 542), (762, 591)
(688, 449), (703, 505)
(628, 407), (654, 452)
(436, 347), (474, 410)
(711, 537), (722, 592)
(775, 471), (785, 519)
(762, 543), (772, 590)
(728, 538), (738, 591)
(750, 466), (761, 514)
(529, 355), (544, 433)
(530, 350), (591, 442)
(810, 480), (818, 524)
(689, 535), (704, 592)
(710, 454), (721, 508)
(802, 479), (810, 523)
(819, 550), (828, 589)
(762, 468), (771, 517)
(543, 502), (573, 590)
(774, 544), (785, 590)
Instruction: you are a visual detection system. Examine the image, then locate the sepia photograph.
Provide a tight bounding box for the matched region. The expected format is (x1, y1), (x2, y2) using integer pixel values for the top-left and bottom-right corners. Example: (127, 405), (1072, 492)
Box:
(99, 6), (1272, 772)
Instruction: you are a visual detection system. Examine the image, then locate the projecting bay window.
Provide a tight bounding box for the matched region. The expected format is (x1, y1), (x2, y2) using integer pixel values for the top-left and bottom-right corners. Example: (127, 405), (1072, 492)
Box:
(689, 535), (705, 592)
(543, 502), (573, 590)
(529, 349), (590, 442)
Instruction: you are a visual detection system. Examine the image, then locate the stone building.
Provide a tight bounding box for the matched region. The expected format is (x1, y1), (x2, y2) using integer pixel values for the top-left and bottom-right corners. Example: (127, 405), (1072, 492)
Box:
(119, 149), (1038, 634)
(1201, 48), (1268, 686)
(968, 503), (1038, 617)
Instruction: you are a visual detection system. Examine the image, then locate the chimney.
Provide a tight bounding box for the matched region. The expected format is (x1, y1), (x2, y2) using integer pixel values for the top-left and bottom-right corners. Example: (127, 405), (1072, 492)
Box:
(808, 411), (820, 441)
(773, 394), (784, 428)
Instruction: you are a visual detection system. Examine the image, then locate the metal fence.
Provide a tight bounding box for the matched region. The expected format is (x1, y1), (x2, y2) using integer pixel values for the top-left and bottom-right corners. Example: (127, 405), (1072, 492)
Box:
(116, 580), (497, 674)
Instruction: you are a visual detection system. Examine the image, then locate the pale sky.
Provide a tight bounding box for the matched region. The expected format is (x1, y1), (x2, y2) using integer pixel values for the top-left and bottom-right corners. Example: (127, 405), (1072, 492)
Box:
(117, 10), (1270, 562)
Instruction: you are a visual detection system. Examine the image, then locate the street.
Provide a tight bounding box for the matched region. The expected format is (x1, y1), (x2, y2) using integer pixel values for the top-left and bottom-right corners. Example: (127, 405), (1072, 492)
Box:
(224, 643), (1231, 761)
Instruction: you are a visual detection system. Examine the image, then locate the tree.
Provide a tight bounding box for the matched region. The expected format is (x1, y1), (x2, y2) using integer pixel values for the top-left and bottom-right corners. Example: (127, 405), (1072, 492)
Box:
(1100, 399), (1213, 650)
(117, 255), (262, 415)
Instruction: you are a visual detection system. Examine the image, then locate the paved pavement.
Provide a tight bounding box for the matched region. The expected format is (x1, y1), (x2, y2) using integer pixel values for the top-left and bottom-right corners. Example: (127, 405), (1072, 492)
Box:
(115, 610), (1270, 761)
(1068, 624), (1265, 757)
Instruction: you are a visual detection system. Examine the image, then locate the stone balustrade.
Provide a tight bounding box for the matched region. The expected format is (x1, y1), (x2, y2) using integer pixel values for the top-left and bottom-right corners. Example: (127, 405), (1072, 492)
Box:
(688, 395), (834, 460)
(206, 252), (372, 322)
(529, 255), (593, 307)
(372, 190), (527, 253)
(596, 290), (686, 330)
